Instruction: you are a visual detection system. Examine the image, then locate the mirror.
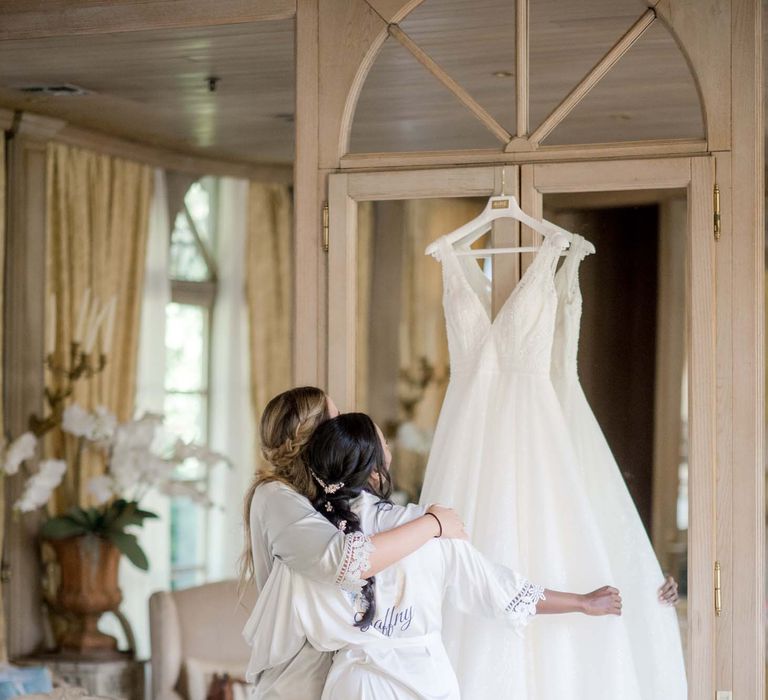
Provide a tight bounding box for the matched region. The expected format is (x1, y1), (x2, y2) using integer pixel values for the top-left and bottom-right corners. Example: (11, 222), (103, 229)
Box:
(356, 197), (485, 499)
(356, 189), (689, 671)
(542, 190), (689, 670)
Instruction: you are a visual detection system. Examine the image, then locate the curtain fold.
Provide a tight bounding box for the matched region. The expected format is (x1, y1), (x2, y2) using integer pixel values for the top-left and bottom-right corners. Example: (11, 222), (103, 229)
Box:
(208, 177), (254, 580)
(98, 168), (171, 657)
(245, 183), (293, 438)
(46, 142), (153, 504)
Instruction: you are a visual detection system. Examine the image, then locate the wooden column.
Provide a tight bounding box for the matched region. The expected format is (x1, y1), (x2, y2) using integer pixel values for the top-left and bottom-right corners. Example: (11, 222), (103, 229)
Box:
(293, 0), (322, 385)
(3, 113), (64, 658)
(727, 0), (763, 695)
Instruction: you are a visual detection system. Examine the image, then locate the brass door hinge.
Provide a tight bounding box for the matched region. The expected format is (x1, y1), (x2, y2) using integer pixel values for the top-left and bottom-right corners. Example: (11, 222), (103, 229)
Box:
(322, 202), (329, 252)
(713, 184), (721, 240)
(714, 560), (722, 616)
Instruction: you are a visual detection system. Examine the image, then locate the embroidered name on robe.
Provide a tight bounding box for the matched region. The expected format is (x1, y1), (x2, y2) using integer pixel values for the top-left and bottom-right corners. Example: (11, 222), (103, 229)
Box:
(357, 604), (414, 637)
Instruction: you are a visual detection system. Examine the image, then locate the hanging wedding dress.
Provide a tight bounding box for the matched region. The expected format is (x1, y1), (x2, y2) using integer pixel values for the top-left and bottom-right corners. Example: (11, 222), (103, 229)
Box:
(419, 233), (644, 699)
(551, 233), (687, 698)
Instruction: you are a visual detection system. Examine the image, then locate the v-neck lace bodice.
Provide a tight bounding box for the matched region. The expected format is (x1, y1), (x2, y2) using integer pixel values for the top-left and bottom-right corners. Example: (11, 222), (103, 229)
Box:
(435, 233), (569, 375)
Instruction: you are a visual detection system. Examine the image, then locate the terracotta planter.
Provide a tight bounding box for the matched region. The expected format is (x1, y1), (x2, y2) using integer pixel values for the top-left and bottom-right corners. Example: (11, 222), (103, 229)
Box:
(49, 534), (123, 653)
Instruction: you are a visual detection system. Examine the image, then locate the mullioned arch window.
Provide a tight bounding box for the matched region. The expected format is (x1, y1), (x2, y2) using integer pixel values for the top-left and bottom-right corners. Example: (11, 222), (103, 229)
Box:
(350, 0), (704, 154)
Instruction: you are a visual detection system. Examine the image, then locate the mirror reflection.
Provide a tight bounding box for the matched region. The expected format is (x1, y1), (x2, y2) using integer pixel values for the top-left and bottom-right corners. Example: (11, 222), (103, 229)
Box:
(356, 191), (689, 673)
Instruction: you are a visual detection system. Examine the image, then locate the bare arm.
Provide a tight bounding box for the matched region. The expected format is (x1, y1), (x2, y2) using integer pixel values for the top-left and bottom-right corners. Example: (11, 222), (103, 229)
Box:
(364, 504), (467, 577)
(254, 483), (466, 588)
(538, 586), (622, 616)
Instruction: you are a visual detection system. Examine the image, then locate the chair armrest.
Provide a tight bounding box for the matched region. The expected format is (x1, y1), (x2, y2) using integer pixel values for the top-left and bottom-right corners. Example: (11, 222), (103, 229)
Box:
(149, 591), (183, 700)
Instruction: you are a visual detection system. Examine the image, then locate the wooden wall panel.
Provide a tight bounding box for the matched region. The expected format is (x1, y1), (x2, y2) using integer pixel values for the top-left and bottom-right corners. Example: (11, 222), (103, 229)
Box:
(654, 0), (731, 152)
(318, 0), (387, 168)
(2, 118), (61, 657)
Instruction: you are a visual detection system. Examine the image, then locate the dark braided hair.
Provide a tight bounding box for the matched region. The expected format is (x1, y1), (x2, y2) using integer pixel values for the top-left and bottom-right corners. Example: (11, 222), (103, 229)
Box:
(305, 413), (392, 628)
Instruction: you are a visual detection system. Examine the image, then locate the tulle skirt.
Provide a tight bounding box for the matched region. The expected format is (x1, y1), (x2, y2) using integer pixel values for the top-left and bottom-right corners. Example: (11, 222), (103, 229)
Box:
(420, 368), (677, 699)
(551, 372), (687, 699)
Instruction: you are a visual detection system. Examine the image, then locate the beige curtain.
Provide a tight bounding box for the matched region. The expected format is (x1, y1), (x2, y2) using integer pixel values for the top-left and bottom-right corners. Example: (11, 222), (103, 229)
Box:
(245, 182), (293, 439)
(46, 142), (153, 504)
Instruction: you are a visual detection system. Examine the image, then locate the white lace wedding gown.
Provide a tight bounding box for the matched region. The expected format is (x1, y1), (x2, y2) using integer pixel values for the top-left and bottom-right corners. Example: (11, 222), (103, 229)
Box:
(551, 234), (687, 698)
(420, 233), (644, 699)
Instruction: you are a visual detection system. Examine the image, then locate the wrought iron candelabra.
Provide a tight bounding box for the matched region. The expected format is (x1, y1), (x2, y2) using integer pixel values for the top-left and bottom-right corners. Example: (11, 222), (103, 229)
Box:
(29, 342), (107, 437)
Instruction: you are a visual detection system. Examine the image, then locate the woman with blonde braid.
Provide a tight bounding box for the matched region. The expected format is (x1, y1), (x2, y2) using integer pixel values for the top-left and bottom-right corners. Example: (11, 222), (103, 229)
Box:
(241, 387), (467, 700)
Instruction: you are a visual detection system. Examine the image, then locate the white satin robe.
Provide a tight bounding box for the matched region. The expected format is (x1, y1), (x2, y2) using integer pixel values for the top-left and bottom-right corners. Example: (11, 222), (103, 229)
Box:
(248, 481), (377, 699)
(244, 492), (545, 700)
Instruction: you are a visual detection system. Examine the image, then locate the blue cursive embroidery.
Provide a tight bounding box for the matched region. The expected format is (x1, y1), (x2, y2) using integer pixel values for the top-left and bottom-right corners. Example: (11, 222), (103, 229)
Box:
(356, 604), (414, 636)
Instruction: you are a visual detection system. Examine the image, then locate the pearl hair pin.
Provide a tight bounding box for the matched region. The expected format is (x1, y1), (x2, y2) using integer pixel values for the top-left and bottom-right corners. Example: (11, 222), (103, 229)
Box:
(312, 472), (344, 494)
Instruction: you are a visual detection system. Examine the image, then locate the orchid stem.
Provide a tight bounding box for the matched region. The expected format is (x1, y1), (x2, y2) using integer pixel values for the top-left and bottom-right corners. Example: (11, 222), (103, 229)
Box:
(74, 436), (85, 507)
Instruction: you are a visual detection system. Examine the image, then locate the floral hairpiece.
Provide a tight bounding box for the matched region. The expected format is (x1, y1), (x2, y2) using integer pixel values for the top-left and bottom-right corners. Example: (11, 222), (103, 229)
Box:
(312, 472), (344, 495)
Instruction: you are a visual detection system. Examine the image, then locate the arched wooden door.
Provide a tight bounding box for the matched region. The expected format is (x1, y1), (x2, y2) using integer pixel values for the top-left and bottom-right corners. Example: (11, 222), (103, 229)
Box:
(327, 153), (716, 696)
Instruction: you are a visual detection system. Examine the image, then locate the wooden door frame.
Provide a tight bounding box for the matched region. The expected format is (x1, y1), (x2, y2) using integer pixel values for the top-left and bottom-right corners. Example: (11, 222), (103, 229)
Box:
(521, 156), (717, 700)
(327, 155), (720, 699)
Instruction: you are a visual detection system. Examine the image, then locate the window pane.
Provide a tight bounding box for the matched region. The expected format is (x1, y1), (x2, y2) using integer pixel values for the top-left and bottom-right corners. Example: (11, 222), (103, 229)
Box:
(185, 178), (216, 250)
(165, 179), (218, 594)
(399, 0), (516, 138)
(171, 569), (205, 590)
(350, 38), (500, 153)
(170, 213), (211, 281)
(170, 497), (207, 590)
(164, 392), (207, 444)
(545, 22), (704, 145)
(530, 0), (642, 134)
(165, 303), (207, 392)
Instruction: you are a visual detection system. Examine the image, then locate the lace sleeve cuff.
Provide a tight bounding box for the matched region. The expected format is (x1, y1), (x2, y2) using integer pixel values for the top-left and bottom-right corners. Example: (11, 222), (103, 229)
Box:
(505, 580), (546, 630)
(335, 531), (375, 593)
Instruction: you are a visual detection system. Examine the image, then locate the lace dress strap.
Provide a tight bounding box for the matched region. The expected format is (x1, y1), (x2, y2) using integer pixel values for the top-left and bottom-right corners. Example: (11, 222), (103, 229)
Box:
(556, 233), (591, 301)
(432, 235), (476, 296)
(430, 235), (454, 262)
(530, 230), (571, 280)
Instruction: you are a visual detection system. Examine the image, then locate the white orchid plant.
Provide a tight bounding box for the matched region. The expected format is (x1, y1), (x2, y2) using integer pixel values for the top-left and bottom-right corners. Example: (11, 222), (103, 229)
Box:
(4, 405), (229, 570)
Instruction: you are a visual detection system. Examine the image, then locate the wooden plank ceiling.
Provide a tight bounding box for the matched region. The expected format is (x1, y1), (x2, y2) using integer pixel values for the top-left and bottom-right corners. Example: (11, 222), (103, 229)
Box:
(0, 20), (296, 164)
(0, 0), (711, 165)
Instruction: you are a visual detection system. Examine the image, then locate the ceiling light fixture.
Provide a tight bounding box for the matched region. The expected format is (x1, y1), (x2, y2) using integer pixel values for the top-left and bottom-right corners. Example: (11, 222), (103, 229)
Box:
(18, 84), (90, 96)
(492, 70), (514, 78)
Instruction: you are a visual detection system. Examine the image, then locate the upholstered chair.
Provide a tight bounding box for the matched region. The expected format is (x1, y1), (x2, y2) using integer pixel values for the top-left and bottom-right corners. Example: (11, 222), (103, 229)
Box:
(149, 580), (256, 700)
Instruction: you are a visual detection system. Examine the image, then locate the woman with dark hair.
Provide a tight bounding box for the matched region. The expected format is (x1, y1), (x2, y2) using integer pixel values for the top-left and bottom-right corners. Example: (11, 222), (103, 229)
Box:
(241, 387), (467, 699)
(244, 413), (622, 700)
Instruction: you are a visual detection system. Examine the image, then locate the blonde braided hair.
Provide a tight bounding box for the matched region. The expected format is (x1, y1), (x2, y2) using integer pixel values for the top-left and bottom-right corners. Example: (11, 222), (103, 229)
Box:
(239, 387), (332, 591)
